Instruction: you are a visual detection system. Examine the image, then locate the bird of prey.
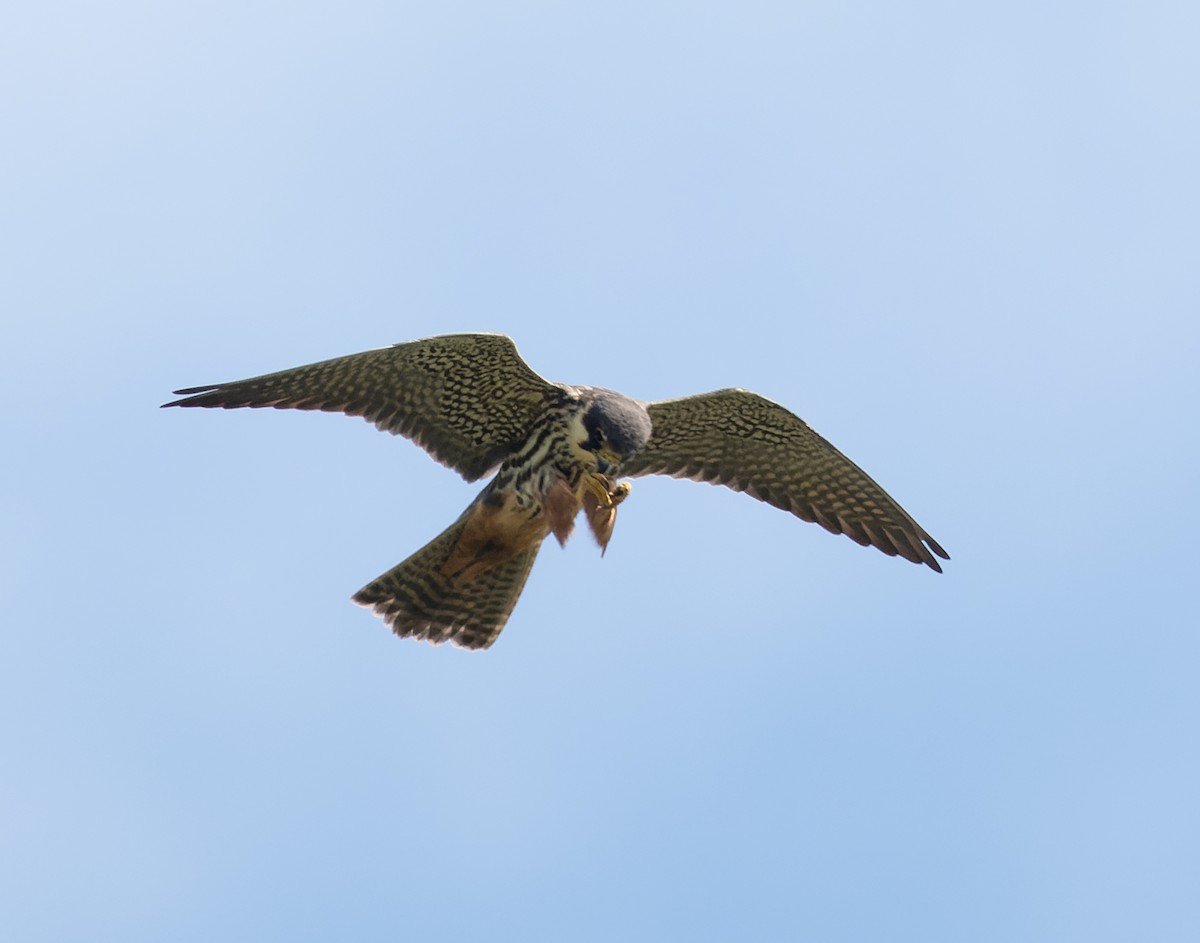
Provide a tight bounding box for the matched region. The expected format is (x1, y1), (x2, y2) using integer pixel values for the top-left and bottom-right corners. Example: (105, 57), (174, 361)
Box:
(164, 333), (948, 649)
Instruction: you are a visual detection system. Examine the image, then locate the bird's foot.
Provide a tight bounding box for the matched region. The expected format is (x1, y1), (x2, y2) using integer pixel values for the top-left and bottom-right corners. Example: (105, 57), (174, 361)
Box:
(583, 472), (617, 507)
(583, 476), (630, 555)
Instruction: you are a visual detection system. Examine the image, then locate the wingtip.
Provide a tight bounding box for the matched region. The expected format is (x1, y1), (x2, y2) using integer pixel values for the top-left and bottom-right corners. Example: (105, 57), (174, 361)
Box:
(161, 385), (228, 409)
(171, 384), (219, 396)
(922, 536), (949, 573)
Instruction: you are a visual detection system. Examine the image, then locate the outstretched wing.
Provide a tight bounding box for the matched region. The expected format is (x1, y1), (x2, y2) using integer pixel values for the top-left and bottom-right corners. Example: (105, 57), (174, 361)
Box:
(622, 389), (949, 571)
(162, 333), (562, 481)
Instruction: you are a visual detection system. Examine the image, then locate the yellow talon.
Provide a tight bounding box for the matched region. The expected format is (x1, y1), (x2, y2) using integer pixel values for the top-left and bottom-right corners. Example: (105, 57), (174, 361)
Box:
(584, 472), (615, 507)
(582, 475), (629, 555)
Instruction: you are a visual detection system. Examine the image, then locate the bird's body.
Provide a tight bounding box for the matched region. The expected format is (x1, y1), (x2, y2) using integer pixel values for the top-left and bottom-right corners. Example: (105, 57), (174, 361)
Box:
(164, 333), (948, 649)
(351, 393), (638, 648)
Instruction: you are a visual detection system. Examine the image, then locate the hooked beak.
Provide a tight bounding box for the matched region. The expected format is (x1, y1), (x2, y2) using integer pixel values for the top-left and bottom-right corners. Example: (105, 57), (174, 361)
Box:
(595, 449), (622, 474)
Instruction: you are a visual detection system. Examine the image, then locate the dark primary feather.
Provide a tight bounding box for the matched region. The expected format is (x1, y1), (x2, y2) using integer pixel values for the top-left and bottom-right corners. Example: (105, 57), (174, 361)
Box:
(162, 333), (562, 481)
(622, 389), (949, 571)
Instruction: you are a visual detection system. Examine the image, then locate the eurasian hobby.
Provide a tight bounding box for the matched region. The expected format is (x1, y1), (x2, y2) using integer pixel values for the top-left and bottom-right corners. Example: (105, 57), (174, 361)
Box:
(164, 333), (948, 649)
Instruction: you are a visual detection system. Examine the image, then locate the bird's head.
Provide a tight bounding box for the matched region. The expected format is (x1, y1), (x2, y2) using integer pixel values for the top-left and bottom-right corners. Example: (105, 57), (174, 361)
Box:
(580, 391), (652, 473)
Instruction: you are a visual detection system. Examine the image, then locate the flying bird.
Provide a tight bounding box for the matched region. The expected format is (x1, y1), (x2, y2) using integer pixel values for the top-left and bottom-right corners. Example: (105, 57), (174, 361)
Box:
(164, 333), (948, 649)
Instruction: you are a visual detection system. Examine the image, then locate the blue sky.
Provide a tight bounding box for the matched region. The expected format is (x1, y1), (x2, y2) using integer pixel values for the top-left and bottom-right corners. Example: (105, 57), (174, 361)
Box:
(3, 2), (1198, 940)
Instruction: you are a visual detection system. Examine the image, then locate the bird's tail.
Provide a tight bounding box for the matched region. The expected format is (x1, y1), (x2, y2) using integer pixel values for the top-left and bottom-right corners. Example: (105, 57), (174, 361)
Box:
(352, 505), (541, 650)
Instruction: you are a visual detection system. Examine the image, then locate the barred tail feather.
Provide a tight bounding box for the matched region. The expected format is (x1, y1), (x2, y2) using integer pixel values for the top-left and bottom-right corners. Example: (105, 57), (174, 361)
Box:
(352, 508), (541, 650)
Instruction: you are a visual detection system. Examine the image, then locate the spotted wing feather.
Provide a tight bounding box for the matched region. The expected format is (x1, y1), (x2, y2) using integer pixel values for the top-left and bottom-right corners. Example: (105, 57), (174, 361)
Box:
(162, 333), (560, 481)
(622, 389), (949, 570)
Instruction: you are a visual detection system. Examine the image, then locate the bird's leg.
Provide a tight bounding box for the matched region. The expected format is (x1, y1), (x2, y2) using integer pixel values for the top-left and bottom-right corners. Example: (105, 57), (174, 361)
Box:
(583, 473), (631, 506)
(583, 471), (616, 507)
(583, 477), (631, 555)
